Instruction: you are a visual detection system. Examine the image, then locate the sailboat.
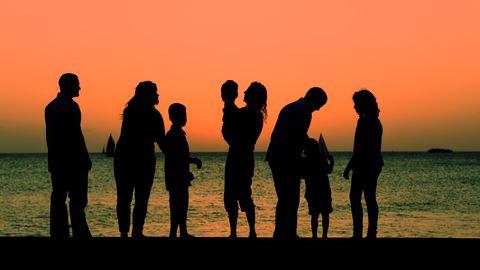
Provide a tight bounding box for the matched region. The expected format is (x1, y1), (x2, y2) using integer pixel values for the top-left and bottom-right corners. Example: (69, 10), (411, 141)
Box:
(105, 134), (115, 157)
(318, 133), (329, 155)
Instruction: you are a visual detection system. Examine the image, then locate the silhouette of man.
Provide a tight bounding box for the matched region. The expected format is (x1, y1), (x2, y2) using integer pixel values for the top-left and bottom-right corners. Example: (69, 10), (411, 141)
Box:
(45, 73), (92, 238)
(266, 87), (327, 239)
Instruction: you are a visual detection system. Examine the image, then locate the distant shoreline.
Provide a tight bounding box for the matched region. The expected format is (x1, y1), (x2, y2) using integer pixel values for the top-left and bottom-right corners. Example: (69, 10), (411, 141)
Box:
(2, 151), (480, 155)
(428, 148), (453, 153)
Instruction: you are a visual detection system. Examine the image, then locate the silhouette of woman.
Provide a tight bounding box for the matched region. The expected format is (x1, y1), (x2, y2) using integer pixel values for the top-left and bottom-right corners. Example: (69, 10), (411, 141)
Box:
(114, 81), (165, 238)
(223, 82), (267, 238)
(343, 89), (383, 239)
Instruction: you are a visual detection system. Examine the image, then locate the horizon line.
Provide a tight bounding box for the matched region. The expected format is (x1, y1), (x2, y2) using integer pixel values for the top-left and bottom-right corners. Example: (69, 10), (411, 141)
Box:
(1, 150), (480, 154)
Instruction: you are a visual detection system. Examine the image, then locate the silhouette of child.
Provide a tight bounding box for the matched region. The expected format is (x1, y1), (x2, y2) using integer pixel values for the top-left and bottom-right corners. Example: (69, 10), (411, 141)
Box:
(221, 80), (239, 145)
(301, 138), (334, 239)
(163, 103), (202, 238)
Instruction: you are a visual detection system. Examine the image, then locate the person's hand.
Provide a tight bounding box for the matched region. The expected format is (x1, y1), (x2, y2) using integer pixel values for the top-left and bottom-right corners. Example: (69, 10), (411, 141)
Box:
(86, 159), (92, 171)
(325, 154), (334, 162)
(193, 158), (202, 169)
(343, 168), (350, 180)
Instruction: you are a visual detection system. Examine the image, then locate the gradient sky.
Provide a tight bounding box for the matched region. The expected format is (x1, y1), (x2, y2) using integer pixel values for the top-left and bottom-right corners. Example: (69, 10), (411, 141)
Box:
(1, 0), (479, 152)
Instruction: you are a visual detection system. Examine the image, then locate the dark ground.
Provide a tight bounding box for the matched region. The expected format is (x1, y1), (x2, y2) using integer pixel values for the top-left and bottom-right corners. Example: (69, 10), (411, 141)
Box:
(1, 237), (477, 267)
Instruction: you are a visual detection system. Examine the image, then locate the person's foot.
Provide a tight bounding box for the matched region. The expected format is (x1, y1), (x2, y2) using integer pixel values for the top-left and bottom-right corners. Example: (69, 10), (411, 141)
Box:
(228, 234), (237, 239)
(248, 232), (257, 239)
(132, 232), (147, 239)
(180, 233), (195, 239)
(120, 232), (128, 238)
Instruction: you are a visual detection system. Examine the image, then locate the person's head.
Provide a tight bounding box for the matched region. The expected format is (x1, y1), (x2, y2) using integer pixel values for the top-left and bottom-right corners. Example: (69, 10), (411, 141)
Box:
(58, 73), (80, 97)
(304, 138), (320, 157)
(168, 103), (187, 127)
(244, 81), (268, 119)
(304, 87), (327, 112)
(126, 81), (159, 109)
(221, 80), (238, 102)
(352, 89), (379, 117)
(135, 81), (159, 106)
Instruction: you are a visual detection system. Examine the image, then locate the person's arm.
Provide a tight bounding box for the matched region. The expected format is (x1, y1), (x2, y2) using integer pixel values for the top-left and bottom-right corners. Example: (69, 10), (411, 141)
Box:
(343, 157), (353, 180)
(325, 154), (334, 174)
(189, 157), (202, 169)
(155, 111), (166, 153)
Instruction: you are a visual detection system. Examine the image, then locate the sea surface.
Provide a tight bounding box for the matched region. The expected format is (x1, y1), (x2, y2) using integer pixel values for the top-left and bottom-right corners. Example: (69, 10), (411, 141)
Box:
(1, 152), (479, 238)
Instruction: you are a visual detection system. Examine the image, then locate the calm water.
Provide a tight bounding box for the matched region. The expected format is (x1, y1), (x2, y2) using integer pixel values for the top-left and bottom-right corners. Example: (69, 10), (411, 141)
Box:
(0, 152), (479, 238)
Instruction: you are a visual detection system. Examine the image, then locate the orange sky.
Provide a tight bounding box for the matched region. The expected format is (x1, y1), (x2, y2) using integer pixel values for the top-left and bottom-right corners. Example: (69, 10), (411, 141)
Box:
(1, 0), (479, 152)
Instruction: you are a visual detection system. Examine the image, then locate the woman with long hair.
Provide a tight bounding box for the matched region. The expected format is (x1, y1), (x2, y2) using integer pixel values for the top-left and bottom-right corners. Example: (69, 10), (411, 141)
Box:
(114, 81), (165, 238)
(343, 89), (383, 239)
(224, 81), (267, 238)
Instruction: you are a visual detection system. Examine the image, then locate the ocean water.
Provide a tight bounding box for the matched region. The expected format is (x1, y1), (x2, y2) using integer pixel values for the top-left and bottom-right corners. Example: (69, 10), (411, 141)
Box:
(0, 152), (479, 238)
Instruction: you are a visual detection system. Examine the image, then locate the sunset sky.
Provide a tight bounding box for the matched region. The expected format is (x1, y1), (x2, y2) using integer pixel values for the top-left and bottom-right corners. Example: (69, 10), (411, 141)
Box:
(1, 0), (479, 152)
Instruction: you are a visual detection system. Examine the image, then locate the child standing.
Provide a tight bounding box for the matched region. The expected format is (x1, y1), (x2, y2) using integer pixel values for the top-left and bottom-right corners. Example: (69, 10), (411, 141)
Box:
(163, 103), (202, 238)
(302, 138), (334, 239)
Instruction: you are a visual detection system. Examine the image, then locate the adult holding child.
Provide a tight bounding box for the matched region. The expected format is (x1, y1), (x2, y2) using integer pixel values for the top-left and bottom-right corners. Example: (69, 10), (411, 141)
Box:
(222, 81), (267, 238)
(114, 81), (165, 238)
(343, 89), (383, 239)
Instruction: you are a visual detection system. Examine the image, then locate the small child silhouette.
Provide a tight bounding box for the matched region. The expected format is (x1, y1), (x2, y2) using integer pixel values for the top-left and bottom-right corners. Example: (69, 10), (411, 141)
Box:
(221, 79), (238, 102)
(163, 103), (202, 238)
(301, 138), (334, 239)
(221, 80), (239, 145)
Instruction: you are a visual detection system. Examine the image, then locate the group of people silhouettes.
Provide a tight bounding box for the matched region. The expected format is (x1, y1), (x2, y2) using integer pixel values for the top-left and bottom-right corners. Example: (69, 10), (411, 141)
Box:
(45, 73), (383, 240)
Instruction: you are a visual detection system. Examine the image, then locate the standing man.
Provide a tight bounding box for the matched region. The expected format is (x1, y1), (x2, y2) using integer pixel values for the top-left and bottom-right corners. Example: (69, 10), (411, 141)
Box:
(45, 73), (92, 238)
(266, 87), (327, 239)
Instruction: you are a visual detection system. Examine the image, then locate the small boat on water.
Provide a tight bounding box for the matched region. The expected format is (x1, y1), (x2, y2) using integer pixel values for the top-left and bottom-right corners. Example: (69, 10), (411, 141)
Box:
(104, 134), (115, 157)
(427, 148), (452, 153)
(319, 133), (329, 155)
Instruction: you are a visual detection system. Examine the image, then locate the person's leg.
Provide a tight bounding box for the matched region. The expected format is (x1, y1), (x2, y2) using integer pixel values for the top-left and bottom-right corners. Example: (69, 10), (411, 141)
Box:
(227, 209), (238, 238)
(132, 160), (155, 238)
(287, 176), (301, 239)
(269, 160), (288, 239)
(311, 212), (319, 239)
(239, 173), (256, 239)
(69, 171), (92, 238)
(50, 173), (69, 238)
(282, 159), (301, 239)
(321, 212), (329, 239)
(114, 161), (134, 237)
(224, 152), (238, 238)
(245, 208), (256, 239)
(365, 167), (381, 239)
(179, 188), (193, 238)
(271, 165), (300, 239)
(169, 190), (179, 238)
(350, 170), (365, 238)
